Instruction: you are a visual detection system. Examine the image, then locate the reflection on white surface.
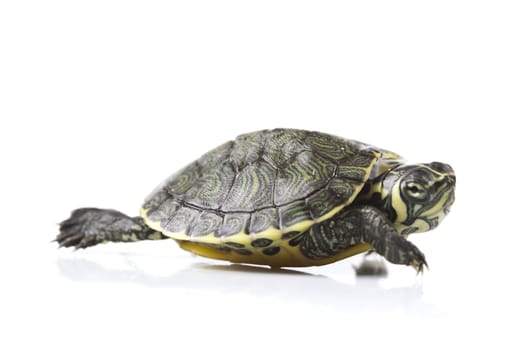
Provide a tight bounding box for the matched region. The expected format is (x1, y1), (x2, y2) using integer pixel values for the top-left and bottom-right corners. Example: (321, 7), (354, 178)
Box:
(2, 219), (521, 349)
(56, 252), (433, 317)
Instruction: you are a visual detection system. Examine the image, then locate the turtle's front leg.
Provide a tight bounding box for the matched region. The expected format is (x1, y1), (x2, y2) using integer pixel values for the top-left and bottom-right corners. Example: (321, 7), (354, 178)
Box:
(353, 206), (427, 273)
(300, 206), (427, 273)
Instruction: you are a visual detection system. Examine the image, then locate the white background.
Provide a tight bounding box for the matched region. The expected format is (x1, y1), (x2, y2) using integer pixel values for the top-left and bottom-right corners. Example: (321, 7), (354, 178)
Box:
(1, 1), (524, 349)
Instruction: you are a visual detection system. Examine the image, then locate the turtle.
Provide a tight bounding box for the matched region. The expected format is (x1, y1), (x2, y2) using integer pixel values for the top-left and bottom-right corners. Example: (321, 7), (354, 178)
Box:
(56, 128), (456, 272)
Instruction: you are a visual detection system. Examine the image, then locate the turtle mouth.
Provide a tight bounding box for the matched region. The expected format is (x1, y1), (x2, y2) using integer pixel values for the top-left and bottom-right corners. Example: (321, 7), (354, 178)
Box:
(431, 187), (455, 218)
(427, 189), (455, 229)
(443, 176), (456, 213)
(443, 190), (455, 215)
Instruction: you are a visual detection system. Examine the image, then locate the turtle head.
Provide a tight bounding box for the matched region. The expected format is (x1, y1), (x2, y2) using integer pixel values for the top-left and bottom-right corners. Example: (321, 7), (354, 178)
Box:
(381, 162), (456, 235)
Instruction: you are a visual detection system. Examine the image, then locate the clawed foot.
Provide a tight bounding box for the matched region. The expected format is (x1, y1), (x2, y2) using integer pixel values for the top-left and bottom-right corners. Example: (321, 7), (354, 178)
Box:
(405, 242), (428, 274)
(55, 208), (120, 249)
(382, 237), (428, 274)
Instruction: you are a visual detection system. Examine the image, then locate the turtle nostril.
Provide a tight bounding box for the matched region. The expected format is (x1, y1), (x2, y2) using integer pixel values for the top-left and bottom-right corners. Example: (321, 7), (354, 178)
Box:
(429, 162), (453, 174)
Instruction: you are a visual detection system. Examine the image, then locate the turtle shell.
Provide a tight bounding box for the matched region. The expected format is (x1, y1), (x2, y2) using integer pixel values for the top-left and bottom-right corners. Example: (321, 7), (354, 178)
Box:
(142, 129), (380, 241)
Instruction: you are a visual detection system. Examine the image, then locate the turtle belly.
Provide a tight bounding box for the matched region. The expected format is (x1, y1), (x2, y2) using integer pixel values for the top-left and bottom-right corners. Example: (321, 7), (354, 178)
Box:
(175, 239), (371, 268)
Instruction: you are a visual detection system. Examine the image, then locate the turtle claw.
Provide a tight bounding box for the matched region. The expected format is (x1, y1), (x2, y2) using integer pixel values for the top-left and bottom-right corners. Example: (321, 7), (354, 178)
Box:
(56, 228), (88, 249)
(381, 235), (428, 274)
(411, 258), (428, 275)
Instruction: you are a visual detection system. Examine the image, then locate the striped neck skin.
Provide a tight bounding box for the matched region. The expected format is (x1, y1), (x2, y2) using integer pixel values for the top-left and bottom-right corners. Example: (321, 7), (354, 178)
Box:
(358, 162), (456, 236)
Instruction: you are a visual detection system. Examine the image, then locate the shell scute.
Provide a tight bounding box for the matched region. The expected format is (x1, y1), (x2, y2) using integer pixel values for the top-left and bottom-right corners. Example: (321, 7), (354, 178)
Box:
(163, 207), (199, 234)
(221, 161), (276, 211)
(249, 208), (279, 234)
(279, 200), (313, 228)
(218, 213), (251, 237)
(188, 211), (223, 237)
(274, 150), (335, 206)
(184, 162), (236, 210)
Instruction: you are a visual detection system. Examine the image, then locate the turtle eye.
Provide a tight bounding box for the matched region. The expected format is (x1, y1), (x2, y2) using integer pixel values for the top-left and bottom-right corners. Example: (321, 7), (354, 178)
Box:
(405, 182), (427, 200)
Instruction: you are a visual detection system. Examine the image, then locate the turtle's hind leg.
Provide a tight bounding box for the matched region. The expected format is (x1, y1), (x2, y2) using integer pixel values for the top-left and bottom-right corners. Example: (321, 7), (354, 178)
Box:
(56, 208), (167, 249)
